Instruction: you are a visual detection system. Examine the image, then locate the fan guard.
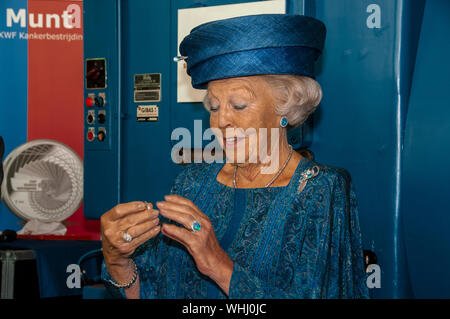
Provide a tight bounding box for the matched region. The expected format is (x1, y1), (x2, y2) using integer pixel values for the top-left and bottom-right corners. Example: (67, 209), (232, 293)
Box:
(1, 139), (83, 222)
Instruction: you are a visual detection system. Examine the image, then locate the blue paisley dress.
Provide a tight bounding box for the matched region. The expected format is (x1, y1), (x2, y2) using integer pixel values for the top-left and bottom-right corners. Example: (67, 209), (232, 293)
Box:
(102, 156), (369, 298)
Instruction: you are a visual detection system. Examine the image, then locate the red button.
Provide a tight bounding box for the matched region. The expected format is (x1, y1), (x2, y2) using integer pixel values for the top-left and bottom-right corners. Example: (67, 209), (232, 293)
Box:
(87, 131), (95, 141)
(86, 97), (94, 107)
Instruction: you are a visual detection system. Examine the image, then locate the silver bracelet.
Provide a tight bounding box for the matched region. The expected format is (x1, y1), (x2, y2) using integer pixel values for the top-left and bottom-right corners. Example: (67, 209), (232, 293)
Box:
(108, 259), (138, 289)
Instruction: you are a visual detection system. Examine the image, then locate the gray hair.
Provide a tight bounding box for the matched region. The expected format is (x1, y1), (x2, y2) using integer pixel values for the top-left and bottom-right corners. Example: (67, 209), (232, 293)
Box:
(262, 74), (322, 127)
(203, 74), (322, 127)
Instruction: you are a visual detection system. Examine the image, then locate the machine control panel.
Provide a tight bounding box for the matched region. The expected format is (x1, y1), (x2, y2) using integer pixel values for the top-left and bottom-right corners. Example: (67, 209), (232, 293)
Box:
(85, 58), (110, 149)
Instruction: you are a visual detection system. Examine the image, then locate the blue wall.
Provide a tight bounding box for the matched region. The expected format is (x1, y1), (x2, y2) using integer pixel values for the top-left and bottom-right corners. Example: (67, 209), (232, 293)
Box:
(402, 0), (450, 298)
(311, 0), (425, 298)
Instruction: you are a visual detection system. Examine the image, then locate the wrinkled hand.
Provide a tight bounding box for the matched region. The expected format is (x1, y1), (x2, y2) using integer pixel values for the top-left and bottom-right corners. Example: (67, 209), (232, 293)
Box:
(156, 195), (233, 292)
(101, 201), (160, 268)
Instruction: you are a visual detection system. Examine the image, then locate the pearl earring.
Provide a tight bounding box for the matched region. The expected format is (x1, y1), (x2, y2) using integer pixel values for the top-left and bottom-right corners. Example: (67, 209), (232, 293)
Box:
(280, 117), (288, 127)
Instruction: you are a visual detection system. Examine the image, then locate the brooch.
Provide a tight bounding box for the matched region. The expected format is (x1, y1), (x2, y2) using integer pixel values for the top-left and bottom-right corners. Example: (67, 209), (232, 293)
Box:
(297, 165), (320, 194)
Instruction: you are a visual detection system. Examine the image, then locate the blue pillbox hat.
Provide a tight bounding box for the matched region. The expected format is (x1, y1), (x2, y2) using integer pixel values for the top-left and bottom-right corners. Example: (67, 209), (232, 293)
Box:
(179, 14), (326, 89)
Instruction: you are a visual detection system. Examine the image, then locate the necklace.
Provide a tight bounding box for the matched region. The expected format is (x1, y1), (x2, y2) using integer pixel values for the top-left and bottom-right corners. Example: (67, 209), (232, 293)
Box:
(233, 145), (294, 188)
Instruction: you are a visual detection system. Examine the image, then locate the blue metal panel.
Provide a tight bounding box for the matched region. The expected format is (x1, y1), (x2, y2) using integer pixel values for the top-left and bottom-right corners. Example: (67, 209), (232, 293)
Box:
(119, 0), (175, 205)
(83, 0), (121, 219)
(310, 0), (424, 298)
(0, 0), (28, 231)
(402, 0), (450, 298)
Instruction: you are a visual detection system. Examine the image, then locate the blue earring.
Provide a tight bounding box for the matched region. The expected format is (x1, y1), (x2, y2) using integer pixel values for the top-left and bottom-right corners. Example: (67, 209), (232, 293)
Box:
(280, 117), (288, 127)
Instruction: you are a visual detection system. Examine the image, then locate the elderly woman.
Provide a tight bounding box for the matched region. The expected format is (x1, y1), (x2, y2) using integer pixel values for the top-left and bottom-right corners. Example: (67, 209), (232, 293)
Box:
(100, 14), (368, 299)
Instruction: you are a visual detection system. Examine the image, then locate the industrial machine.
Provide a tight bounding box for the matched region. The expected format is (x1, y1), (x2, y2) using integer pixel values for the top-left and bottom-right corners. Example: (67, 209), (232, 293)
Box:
(83, 0), (450, 298)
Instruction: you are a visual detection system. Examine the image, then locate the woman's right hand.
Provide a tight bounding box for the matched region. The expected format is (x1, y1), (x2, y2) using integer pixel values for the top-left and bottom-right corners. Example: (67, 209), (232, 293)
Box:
(101, 201), (160, 270)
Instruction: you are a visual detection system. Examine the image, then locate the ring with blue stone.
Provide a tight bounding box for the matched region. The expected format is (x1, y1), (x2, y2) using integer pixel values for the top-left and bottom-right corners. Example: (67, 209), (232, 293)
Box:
(191, 220), (201, 232)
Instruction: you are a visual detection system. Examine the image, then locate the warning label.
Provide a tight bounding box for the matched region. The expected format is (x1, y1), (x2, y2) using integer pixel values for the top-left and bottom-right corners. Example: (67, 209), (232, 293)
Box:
(134, 73), (161, 102)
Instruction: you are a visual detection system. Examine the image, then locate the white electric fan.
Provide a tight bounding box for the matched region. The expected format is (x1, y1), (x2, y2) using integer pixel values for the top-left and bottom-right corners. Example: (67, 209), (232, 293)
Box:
(1, 139), (83, 223)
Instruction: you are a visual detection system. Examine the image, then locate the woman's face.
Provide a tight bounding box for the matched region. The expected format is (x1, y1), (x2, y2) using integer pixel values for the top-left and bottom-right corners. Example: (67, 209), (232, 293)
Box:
(207, 76), (282, 165)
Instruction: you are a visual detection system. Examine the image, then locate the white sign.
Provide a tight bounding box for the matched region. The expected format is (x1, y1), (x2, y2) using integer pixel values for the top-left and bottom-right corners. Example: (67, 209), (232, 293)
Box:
(137, 105), (159, 122)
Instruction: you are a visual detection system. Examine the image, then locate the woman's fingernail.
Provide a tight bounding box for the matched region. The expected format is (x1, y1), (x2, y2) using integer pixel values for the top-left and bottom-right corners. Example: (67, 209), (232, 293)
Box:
(157, 201), (165, 207)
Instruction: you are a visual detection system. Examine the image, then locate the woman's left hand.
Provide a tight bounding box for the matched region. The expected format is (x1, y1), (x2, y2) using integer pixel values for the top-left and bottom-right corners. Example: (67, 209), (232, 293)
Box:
(156, 194), (233, 294)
